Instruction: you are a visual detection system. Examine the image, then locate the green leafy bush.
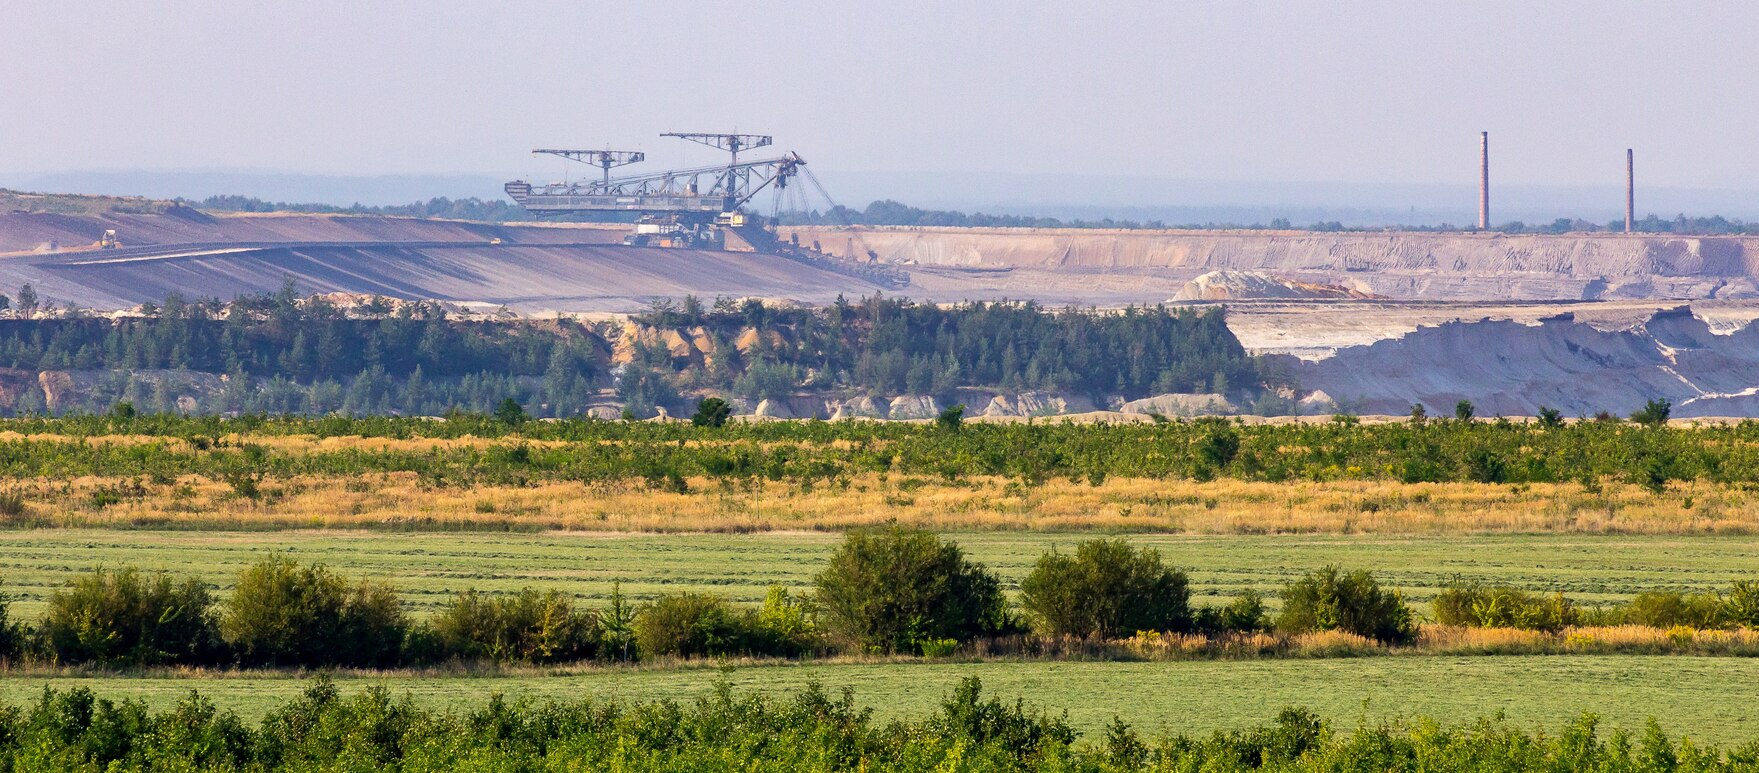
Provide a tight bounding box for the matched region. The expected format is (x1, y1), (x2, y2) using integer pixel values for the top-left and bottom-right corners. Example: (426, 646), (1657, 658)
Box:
(690, 397), (732, 428)
(750, 585), (820, 657)
(1623, 590), (1727, 629)
(0, 591), (25, 664)
(1019, 539), (1191, 638)
(1431, 579), (1577, 632)
(815, 526), (1009, 654)
(1276, 565), (1416, 644)
(44, 566), (222, 666)
(632, 592), (753, 658)
(1631, 398), (1672, 426)
(1536, 406), (1565, 429)
(1193, 591), (1268, 635)
(1725, 581), (1759, 628)
(220, 557), (407, 667)
(936, 404), (965, 430)
(430, 588), (600, 664)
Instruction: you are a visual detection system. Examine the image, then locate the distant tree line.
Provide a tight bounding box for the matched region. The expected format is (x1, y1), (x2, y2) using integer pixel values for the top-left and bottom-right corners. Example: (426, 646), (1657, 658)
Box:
(0, 287), (1258, 417)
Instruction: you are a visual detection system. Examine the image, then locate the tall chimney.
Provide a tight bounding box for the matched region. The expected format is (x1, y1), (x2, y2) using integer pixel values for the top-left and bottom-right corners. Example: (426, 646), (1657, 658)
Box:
(1479, 132), (1490, 230)
(1625, 148), (1635, 233)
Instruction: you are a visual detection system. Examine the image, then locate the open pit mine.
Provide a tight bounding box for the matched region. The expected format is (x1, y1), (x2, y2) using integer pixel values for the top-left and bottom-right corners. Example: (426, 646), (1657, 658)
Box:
(6, 126), (1759, 419)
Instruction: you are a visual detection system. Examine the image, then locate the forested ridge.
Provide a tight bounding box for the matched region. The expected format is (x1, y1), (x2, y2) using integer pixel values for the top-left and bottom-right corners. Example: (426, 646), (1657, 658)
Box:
(0, 288), (1257, 418)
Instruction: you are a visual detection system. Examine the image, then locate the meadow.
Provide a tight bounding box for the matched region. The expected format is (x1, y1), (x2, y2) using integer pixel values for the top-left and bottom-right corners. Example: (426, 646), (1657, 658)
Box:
(2, 529), (1754, 618)
(5, 656), (1759, 745)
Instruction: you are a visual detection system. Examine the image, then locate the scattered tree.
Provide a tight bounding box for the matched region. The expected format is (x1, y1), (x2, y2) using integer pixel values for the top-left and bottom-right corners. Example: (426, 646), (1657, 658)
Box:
(691, 397), (732, 428)
(1020, 539), (1191, 638)
(815, 527), (1007, 654)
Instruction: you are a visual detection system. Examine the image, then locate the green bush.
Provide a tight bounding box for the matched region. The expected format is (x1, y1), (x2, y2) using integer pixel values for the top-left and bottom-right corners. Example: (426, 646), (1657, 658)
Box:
(632, 592), (753, 658)
(1623, 590), (1727, 629)
(1193, 591), (1268, 635)
(815, 526), (1009, 654)
(1726, 581), (1759, 628)
(1631, 398), (1672, 426)
(750, 585), (820, 657)
(220, 557), (407, 667)
(1276, 565), (1416, 644)
(430, 588), (600, 664)
(690, 397), (732, 428)
(1431, 579), (1578, 632)
(936, 404), (965, 430)
(0, 591), (25, 664)
(44, 566), (222, 666)
(1019, 539), (1191, 638)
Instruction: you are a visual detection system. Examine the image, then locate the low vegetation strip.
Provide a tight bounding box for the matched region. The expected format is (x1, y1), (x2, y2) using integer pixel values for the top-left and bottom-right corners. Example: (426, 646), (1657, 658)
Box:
(2, 675), (1757, 770)
(7, 657), (1759, 746)
(0, 413), (1744, 489)
(2, 530), (1753, 618)
(7, 472), (1751, 534)
(3, 531), (1757, 671)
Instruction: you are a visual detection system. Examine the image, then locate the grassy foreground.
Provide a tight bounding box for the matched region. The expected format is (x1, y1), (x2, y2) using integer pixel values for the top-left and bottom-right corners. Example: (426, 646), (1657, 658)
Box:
(5, 656), (1759, 745)
(3, 529), (1756, 618)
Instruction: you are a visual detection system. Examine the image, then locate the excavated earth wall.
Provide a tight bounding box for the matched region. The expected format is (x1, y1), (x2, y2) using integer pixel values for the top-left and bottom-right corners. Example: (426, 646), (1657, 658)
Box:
(782, 226), (1759, 301)
(1283, 306), (1759, 418)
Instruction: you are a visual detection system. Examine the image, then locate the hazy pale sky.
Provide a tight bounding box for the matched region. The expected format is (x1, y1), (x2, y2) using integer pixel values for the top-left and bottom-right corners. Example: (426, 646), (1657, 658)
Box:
(4, 1), (1757, 190)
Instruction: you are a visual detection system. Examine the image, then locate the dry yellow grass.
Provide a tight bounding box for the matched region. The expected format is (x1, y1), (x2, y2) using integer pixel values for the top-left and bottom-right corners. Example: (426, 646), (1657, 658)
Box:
(11, 472), (1755, 535)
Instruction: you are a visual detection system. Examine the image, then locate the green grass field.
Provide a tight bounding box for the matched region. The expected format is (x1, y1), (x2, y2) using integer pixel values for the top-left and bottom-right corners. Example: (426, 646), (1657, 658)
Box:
(5, 656), (1759, 745)
(3, 529), (1756, 618)
(6, 529), (1759, 745)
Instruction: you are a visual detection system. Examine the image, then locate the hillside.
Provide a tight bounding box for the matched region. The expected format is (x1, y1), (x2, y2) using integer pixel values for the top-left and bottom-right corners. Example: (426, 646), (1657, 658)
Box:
(1287, 306), (1759, 417)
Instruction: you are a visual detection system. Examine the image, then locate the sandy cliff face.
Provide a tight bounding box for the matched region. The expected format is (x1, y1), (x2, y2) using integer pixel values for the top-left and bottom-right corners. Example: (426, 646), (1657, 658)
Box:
(782, 226), (1759, 301)
(1287, 307), (1759, 417)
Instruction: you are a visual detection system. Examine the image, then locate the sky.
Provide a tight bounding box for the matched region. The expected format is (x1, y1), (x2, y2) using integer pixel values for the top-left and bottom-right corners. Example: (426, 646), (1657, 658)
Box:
(3, 1), (1757, 215)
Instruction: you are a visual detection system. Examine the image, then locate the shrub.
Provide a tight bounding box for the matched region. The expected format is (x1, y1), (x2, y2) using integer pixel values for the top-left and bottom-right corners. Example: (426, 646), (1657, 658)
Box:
(1726, 581), (1759, 628)
(44, 566), (222, 666)
(1019, 539), (1190, 638)
(690, 397), (732, 428)
(431, 589), (600, 664)
(220, 557), (407, 667)
(1195, 426), (1241, 470)
(0, 490), (25, 520)
(1431, 579), (1576, 632)
(1276, 565), (1415, 644)
(1631, 398), (1672, 427)
(928, 677), (1077, 763)
(1194, 591), (1268, 635)
(1623, 590), (1726, 629)
(0, 591), (25, 663)
(1536, 406), (1565, 429)
(815, 526), (1009, 654)
(599, 582), (637, 661)
(1454, 400), (1474, 421)
(493, 397), (529, 425)
(920, 638), (959, 657)
(936, 404), (965, 430)
(750, 585), (820, 657)
(632, 592), (752, 658)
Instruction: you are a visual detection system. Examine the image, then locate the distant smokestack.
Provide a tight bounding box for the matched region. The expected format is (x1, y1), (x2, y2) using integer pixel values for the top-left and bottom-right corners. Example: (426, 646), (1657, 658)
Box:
(1479, 132), (1490, 230)
(1625, 148), (1635, 233)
